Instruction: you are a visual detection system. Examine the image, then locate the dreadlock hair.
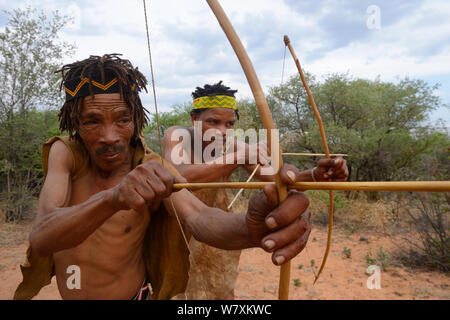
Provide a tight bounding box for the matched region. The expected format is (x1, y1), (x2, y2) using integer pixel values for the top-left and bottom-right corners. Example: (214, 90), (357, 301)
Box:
(56, 53), (149, 145)
(190, 81), (240, 120)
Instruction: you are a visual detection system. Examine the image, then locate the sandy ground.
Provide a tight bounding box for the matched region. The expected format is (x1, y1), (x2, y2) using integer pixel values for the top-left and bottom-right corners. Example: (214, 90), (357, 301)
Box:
(234, 228), (450, 300)
(0, 222), (448, 300)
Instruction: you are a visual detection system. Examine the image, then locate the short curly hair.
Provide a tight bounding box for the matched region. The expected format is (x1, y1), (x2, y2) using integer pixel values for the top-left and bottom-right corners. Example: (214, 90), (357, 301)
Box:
(190, 81), (239, 120)
(56, 53), (149, 144)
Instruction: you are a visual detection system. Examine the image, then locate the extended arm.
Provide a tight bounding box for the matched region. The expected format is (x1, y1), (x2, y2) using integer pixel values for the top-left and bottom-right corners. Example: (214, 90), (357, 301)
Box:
(166, 189), (252, 250)
(246, 157), (349, 182)
(163, 126), (240, 182)
(30, 141), (186, 257)
(166, 167), (312, 265)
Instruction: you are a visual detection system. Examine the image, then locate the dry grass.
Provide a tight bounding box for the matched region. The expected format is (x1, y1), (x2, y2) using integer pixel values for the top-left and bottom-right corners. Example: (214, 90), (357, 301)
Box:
(338, 197), (406, 233)
(0, 199), (36, 247)
(229, 189), (416, 238)
(305, 191), (414, 235)
(230, 186), (427, 238)
(0, 208), (4, 226)
(0, 219), (32, 247)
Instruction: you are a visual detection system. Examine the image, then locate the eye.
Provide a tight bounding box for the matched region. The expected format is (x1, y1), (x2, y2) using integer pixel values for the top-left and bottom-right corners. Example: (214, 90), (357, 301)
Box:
(119, 118), (131, 124)
(83, 119), (98, 125)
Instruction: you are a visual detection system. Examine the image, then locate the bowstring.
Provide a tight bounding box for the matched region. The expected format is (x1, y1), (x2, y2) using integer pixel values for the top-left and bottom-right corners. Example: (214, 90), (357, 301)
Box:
(281, 40), (317, 279)
(142, 0), (163, 156)
(142, 1), (216, 300)
(276, 44), (287, 128)
(142, 0), (190, 251)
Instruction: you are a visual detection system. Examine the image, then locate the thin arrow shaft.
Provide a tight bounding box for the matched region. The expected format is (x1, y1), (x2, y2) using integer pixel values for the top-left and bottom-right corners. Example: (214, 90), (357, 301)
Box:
(173, 181), (450, 192)
(282, 153), (348, 157)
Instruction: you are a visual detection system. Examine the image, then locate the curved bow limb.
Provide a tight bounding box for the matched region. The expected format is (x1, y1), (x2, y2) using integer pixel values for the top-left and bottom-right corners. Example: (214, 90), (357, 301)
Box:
(206, 0), (291, 299)
(283, 35), (334, 284)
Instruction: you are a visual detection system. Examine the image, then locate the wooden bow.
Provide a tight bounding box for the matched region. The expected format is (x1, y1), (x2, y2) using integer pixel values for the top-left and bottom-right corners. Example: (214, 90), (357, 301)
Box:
(145, 0), (450, 300)
(206, 0), (291, 300)
(283, 35), (333, 284)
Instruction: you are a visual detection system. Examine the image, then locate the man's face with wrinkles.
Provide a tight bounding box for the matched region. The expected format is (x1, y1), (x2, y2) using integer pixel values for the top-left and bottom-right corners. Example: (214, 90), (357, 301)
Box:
(78, 93), (135, 172)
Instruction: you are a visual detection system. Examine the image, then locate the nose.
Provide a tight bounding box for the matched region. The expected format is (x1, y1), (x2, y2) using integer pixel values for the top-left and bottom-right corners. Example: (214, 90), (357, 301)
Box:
(100, 124), (120, 145)
(218, 125), (227, 138)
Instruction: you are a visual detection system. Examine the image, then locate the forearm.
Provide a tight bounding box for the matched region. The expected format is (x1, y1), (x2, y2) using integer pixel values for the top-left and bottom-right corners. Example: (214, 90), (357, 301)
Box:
(30, 189), (118, 256)
(186, 207), (254, 250)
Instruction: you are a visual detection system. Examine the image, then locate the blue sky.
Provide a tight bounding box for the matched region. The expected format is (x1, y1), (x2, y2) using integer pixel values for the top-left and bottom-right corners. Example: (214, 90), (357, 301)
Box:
(1, 0), (449, 128)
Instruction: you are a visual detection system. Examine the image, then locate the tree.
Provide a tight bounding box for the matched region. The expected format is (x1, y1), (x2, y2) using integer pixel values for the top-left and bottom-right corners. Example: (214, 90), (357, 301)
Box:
(395, 146), (449, 271)
(0, 7), (76, 221)
(269, 73), (448, 191)
(143, 102), (192, 152)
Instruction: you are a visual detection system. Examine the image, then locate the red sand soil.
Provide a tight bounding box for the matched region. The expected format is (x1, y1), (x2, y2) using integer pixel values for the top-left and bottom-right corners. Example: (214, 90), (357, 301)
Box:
(235, 228), (449, 300)
(0, 224), (448, 300)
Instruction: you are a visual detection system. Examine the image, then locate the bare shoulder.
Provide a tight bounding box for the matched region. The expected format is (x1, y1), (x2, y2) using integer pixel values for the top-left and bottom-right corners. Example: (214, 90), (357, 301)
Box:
(47, 139), (74, 174)
(36, 140), (75, 220)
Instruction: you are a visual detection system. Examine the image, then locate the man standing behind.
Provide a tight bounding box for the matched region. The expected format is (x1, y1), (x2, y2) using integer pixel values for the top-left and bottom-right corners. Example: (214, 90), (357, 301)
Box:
(164, 81), (348, 299)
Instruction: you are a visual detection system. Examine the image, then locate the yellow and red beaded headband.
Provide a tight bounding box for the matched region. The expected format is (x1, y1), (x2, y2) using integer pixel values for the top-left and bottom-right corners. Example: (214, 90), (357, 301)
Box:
(63, 71), (136, 102)
(193, 95), (237, 110)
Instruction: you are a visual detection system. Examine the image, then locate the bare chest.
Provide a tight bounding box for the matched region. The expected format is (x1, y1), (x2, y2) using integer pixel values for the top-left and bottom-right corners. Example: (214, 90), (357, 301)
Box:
(52, 165), (152, 298)
(66, 172), (150, 251)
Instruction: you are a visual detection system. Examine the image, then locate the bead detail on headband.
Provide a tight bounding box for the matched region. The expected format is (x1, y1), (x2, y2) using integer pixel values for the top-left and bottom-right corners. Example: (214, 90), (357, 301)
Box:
(64, 78), (118, 98)
(193, 95), (237, 110)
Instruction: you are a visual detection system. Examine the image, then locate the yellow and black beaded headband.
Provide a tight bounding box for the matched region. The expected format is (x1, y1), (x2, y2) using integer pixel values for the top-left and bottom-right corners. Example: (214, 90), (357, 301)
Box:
(193, 95), (237, 110)
(63, 71), (136, 102)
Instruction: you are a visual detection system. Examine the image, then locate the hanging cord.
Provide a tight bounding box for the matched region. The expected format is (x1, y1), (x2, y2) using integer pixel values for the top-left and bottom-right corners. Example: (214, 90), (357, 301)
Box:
(142, 1), (213, 300)
(143, 0), (164, 156)
(142, 0), (190, 251)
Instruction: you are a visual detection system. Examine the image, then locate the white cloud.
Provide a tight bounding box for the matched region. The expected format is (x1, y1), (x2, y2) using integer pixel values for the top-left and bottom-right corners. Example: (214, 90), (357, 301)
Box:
(0, 0), (448, 124)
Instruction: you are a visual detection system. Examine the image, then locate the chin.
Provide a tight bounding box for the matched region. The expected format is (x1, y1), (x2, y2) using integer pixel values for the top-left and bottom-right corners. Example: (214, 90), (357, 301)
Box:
(95, 153), (125, 170)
